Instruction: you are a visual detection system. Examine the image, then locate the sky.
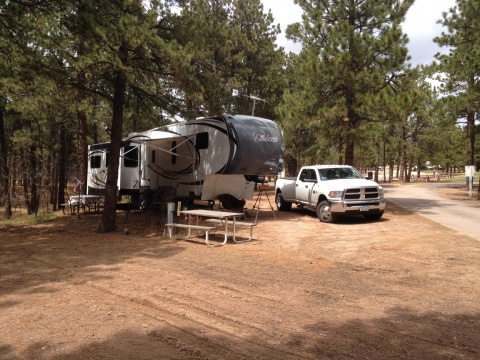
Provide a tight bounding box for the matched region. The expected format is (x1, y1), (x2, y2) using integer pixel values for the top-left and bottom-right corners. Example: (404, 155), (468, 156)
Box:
(260, 0), (457, 66)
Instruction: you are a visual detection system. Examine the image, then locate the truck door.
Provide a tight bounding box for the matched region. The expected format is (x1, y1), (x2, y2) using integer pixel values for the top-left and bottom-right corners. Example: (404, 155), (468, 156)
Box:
(297, 168), (317, 204)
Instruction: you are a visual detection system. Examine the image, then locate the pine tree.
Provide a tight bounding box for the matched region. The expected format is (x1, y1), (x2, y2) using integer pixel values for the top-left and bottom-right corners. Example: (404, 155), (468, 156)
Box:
(0, 0), (51, 218)
(34, 0), (190, 231)
(229, 0), (283, 118)
(173, 0), (283, 118)
(173, 0), (235, 118)
(434, 0), (480, 171)
(286, 0), (414, 165)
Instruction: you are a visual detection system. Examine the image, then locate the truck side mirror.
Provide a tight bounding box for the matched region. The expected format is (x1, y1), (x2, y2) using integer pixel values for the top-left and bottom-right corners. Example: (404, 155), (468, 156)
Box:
(366, 171), (373, 180)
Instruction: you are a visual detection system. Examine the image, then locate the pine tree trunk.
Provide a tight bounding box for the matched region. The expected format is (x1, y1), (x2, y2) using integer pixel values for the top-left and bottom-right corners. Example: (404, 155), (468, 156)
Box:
(0, 105), (12, 219)
(466, 110), (475, 188)
(27, 144), (40, 216)
(77, 106), (88, 188)
(99, 44), (128, 233)
(337, 134), (344, 165)
(344, 132), (355, 166)
(77, 69), (88, 188)
(58, 123), (67, 207)
(284, 153), (297, 177)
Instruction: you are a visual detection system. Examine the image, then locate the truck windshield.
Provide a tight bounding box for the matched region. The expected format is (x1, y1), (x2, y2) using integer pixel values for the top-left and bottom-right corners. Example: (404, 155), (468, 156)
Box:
(319, 168), (363, 181)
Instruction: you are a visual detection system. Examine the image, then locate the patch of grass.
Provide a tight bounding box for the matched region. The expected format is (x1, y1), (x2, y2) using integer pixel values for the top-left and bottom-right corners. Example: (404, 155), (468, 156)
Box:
(30, 212), (59, 224)
(0, 211), (63, 227)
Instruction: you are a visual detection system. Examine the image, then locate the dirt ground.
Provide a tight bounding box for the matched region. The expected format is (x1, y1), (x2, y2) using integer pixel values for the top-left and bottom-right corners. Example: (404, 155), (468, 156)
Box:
(1, 185), (480, 359)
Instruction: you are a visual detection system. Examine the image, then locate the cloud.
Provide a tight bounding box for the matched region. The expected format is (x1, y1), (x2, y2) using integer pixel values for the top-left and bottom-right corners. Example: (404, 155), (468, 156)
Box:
(261, 0), (302, 53)
(407, 33), (451, 66)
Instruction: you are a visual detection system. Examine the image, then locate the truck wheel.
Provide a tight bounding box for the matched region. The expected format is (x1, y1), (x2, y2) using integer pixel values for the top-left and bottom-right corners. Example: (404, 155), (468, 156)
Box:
(316, 200), (337, 223)
(363, 211), (384, 221)
(276, 192), (292, 211)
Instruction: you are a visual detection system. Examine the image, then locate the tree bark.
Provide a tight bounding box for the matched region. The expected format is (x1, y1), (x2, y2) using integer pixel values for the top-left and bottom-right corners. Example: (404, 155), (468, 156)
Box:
(99, 44), (128, 233)
(58, 122), (67, 207)
(344, 132), (355, 166)
(77, 40), (88, 188)
(284, 153), (297, 178)
(27, 144), (39, 216)
(337, 134), (344, 165)
(465, 109), (475, 188)
(77, 106), (88, 188)
(344, 110), (356, 166)
(0, 105), (12, 219)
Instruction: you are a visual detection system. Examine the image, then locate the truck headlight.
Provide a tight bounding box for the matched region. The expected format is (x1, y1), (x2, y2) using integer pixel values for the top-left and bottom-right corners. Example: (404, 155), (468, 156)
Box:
(328, 190), (343, 199)
(378, 187), (384, 197)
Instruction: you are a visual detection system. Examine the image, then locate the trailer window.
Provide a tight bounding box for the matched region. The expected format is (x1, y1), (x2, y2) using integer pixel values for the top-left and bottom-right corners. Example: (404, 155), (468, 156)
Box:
(90, 155), (101, 169)
(196, 132), (209, 150)
(151, 149), (156, 164)
(124, 146), (139, 168)
(171, 141), (177, 165)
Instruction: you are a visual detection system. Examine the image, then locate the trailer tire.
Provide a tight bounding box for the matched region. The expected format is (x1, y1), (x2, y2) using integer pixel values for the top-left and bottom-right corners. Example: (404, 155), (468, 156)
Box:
(276, 192), (292, 211)
(140, 193), (148, 212)
(316, 200), (337, 223)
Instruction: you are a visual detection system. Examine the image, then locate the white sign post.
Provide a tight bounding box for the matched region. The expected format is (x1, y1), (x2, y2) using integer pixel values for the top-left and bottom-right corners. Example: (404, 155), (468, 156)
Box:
(465, 166), (475, 198)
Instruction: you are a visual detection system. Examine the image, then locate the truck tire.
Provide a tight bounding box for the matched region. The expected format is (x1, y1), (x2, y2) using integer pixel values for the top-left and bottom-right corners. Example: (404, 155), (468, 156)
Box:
(363, 211), (384, 221)
(276, 192), (292, 211)
(316, 200), (337, 223)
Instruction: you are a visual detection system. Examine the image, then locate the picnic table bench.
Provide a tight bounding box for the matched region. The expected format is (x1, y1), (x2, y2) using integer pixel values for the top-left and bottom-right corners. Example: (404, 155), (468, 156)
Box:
(60, 199), (81, 215)
(165, 223), (218, 245)
(166, 209), (250, 247)
(204, 218), (256, 241)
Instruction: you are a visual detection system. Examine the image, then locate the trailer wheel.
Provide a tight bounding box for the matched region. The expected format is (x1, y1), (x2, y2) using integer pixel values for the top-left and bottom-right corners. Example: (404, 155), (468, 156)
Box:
(140, 193), (148, 212)
(276, 192), (292, 211)
(316, 200), (337, 223)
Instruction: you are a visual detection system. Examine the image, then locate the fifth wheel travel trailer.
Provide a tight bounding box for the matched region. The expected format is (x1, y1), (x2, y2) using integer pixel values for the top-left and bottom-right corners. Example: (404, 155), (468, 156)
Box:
(86, 114), (283, 209)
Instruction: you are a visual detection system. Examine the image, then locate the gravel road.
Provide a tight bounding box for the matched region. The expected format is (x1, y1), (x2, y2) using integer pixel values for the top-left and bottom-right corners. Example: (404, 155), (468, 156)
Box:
(384, 183), (480, 242)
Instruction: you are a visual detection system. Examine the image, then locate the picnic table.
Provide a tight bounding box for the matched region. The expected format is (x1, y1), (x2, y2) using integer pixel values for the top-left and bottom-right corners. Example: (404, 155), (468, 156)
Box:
(413, 173), (454, 182)
(62, 195), (104, 214)
(165, 209), (255, 247)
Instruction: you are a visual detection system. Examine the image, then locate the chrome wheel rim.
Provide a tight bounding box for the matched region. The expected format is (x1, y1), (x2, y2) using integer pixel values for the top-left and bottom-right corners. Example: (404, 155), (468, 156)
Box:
(319, 205), (332, 221)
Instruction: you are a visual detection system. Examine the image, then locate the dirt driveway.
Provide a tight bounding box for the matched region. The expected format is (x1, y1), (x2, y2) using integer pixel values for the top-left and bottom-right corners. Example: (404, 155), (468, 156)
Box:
(1, 185), (480, 359)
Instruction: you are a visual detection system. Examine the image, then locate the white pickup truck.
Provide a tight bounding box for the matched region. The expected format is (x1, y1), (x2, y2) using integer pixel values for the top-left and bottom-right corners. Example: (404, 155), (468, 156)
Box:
(275, 165), (386, 223)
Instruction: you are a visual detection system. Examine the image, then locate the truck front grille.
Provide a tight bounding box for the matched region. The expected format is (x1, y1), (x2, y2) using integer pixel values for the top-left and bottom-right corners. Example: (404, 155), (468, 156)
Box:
(344, 187), (380, 200)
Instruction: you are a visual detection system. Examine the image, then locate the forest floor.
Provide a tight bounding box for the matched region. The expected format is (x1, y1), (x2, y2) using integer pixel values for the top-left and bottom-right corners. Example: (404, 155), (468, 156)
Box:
(1, 184), (479, 359)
